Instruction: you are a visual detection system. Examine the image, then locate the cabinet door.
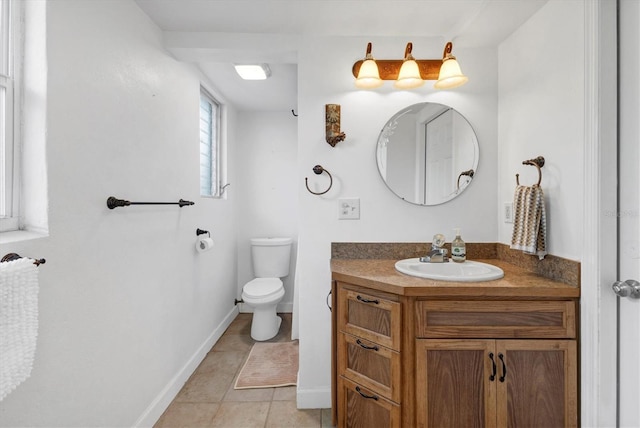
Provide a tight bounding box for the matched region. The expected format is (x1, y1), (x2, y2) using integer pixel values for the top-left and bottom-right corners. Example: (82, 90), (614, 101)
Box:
(416, 339), (497, 428)
(495, 340), (577, 428)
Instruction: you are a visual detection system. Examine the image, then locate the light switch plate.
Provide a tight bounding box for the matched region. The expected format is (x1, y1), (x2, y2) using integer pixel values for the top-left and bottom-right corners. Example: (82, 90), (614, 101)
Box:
(504, 202), (514, 223)
(338, 198), (360, 220)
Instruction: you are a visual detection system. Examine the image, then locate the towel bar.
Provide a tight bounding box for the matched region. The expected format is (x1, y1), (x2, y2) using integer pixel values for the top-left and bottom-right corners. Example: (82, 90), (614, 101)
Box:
(516, 156), (545, 186)
(1, 253), (46, 266)
(107, 196), (195, 209)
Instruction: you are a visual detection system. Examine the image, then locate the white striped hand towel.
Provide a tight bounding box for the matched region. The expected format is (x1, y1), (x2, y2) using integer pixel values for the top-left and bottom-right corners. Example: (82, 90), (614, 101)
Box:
(510, 185), (547, 260)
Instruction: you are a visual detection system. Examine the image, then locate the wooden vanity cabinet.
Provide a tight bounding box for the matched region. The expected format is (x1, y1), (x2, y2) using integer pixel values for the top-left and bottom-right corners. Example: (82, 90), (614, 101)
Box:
(334, 285), (403, 427)
(416, 339), (577, 428)
(332, 280), (578, 428)
(415, 300), (578, 428)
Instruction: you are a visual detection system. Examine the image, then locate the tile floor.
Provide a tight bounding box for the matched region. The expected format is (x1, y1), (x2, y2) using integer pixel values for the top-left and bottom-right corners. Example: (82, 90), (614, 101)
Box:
(154, 313), (333, 427)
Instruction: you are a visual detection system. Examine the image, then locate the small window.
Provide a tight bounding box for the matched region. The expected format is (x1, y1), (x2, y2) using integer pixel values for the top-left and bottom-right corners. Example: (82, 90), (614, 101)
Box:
(0, 0), (18, 231)
(199, 88), (221, 197)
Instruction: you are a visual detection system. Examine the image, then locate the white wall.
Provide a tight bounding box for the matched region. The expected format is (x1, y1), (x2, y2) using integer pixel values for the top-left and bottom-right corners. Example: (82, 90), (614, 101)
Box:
(0, 1), (239, 426)
(295, 36), (499, 407)
(0, 0), (592, 421)
(497, 0), (584, 260)
(235, 111), (298, 312)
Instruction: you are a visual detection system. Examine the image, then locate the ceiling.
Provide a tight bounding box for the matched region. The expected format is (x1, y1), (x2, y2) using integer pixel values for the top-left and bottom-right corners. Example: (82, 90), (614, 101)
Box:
(135, 0), (548, 111)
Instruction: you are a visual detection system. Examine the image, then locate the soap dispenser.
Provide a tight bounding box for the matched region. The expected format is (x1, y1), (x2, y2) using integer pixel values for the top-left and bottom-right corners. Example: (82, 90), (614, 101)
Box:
(452, 228), (466, 263)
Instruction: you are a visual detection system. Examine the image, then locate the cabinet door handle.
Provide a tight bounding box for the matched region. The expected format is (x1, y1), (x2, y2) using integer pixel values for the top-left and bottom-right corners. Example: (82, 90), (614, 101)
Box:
(356, 295), (379, 304)
(488, 352), (497, 381)
(355, 386), (379, 401)
(498, 353), (507, 382)
(356, 339), (379, 351)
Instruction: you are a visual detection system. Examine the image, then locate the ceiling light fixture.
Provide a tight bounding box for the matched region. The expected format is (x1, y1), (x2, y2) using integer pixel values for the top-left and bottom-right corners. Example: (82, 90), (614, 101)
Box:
(351, 42), (468, 90)
(234, 64), (271, 80)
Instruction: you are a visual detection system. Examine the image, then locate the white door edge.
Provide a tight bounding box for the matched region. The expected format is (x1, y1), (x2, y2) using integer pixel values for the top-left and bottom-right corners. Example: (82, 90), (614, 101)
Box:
(582, 0), (618, 427)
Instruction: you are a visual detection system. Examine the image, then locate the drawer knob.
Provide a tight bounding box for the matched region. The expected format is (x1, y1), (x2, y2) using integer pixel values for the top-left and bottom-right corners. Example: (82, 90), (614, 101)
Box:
(356, 339), (379, 351)
(356, 295), (380, 304)
(355, 386), (379, 401)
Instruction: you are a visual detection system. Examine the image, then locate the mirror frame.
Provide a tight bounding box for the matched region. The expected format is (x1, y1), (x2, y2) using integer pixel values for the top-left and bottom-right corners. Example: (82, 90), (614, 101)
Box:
(375, 102), (479, 206)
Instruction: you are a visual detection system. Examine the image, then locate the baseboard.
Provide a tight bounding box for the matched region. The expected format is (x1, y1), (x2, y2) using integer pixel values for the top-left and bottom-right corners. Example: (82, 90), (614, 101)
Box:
(296, 384), (331, 409)
(133, 306), (239, 427)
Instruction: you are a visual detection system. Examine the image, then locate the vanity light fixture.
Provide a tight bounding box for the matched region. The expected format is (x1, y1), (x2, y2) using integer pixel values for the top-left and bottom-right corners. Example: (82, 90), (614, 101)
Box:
(354, 43), (384, 89)
(352, 41), (468, 90)
(234, 64), (271, 80)
(394, 43), (424, 89)
(434, 42), (469, 89)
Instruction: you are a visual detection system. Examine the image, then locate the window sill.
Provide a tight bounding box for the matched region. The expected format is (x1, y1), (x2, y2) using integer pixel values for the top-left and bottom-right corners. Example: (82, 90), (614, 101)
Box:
(0, 229), (48, 245)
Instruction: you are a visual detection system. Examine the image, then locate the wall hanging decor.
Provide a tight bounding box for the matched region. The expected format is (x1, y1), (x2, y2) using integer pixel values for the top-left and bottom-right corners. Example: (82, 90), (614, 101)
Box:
(325, 104), (346, 147)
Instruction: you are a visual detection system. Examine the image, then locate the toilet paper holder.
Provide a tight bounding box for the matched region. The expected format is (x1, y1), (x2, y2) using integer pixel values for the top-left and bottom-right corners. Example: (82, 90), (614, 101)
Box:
(196, 228), (210, 238)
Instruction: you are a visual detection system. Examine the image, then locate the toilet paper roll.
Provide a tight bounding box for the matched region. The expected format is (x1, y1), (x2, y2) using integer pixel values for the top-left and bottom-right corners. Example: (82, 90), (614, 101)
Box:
(196, 237), (214, 253)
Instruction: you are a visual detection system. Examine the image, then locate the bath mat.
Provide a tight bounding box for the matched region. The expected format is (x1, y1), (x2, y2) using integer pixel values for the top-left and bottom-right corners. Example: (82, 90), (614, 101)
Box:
(234, 341), (298, 389)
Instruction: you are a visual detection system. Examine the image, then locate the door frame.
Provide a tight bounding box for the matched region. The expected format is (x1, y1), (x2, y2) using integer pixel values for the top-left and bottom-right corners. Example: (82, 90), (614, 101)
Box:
(582, 0), (618, 426)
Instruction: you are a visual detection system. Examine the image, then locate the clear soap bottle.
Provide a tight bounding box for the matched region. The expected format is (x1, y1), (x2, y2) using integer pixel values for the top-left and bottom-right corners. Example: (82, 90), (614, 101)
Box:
(451, 228), (466, 263)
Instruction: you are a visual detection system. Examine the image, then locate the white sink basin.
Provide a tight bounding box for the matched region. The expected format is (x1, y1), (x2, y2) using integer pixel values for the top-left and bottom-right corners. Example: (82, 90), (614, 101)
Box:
(394, 258), (504, 282)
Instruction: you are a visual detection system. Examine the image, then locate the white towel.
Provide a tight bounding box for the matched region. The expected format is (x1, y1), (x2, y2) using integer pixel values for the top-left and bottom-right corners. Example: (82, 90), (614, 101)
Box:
(510, 185), (547, 260)
(0, 257), (39, 401)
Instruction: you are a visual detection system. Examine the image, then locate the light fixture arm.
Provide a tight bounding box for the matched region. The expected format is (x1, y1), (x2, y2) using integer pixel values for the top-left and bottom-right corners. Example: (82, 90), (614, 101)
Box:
(404, 42), (413, 59)
(442, 41), (454, 59)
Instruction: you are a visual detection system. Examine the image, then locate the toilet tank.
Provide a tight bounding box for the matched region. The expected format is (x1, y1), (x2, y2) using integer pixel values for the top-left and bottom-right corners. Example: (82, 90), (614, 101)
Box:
(251, 237), (292, 278)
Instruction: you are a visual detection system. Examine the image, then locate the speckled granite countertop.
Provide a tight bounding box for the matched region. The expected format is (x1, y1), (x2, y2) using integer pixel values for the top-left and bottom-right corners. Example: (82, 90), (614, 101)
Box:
(331, 248), (580, 299)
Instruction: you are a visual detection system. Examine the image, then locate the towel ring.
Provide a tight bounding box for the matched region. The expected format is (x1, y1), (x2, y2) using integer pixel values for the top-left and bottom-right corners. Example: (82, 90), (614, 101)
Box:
(456, 169), (475, 190)
(516, 156), (545, 186)
(305, 165), (333, 195)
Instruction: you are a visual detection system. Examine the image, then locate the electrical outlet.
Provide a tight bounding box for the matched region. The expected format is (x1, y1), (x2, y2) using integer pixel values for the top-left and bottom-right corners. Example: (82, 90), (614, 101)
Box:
(338, 198), (360, 220)
(504, 202), (514, 223)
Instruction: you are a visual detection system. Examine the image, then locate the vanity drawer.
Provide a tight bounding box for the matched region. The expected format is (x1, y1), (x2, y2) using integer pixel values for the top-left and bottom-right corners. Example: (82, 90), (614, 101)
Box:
(337, 332), (401, 403)
(337, 376), (401, 428)
(338, 287), (401, 351)
(416, 300), (576, 339)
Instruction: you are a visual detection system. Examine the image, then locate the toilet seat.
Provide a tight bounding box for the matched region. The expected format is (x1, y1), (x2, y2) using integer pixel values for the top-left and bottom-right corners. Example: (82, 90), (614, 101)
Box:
(242, 278), (283, 300)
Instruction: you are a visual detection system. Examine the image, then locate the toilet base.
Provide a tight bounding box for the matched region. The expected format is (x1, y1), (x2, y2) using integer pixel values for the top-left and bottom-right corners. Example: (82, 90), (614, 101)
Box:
(250, 311), (282, 341)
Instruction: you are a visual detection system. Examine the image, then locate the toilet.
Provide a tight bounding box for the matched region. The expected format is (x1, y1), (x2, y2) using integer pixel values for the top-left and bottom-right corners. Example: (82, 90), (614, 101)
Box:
(241, 237), (292, 341)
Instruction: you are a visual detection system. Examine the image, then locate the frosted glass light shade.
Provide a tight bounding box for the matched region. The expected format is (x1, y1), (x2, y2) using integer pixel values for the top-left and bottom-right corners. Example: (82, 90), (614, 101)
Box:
(355, 59), (383, 89)
(234, 64), (271, 80)
(394, 59), (424, 89)
(434, 58), (468, 89)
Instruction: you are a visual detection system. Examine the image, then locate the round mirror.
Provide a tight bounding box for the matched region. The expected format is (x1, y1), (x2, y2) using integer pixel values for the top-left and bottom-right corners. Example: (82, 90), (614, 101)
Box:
(376, 102), (479, 205)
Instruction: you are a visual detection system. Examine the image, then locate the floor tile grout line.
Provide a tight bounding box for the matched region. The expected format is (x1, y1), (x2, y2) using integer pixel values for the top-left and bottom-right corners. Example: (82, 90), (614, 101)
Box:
(264, 400), (274, 428)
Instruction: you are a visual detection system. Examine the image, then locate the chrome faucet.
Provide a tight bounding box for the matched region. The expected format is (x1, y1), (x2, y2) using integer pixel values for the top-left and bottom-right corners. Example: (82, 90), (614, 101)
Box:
(420, 234), (449, 263)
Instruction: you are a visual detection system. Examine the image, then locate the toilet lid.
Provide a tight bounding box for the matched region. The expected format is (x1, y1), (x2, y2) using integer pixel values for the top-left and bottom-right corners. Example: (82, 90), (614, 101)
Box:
(243, 278), (283, 299)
